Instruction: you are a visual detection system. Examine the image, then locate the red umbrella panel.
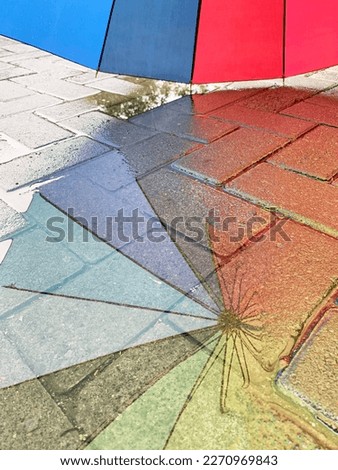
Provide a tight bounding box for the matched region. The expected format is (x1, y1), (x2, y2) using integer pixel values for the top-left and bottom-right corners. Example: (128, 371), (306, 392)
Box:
(1, 0), (338, 83)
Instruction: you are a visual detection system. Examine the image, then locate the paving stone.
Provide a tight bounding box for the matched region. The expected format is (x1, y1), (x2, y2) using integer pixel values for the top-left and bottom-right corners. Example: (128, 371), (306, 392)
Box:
(0, 61), (12, 71)
(185, 89), (266, 114)
(133, 112), (237, 143)
(40, 167), (218, 310)
(116, 133), (199, 178)
(0, 93), (61, 119)
(0, 133), (30, 163)
(2, 43), (38, 54)
(67, 70), (111, 85)
(0, 227), (84, 292)
(269, 126), (338, 180)
(303, 86), (338, 108)
(0, 136), (110, 190)
(41, 330), (212, 438)
(0, 286), (34, 317)
(0, 112), (73, 149)
(278, 308), (338, 428)
(0, 379), (81, 449)
(209, 104), (314, 138)
(0, 50), (48, 63)
(173, 128), (288, 184)
(0, 330), (34, 388)
(89, 77), (143, 95)
(237, 87), (314, 113)
(12, 75), (99, 100)
(0, 199), (26, 239)
(60, 111), (157, 148)
(0, 66), (33, 80)
(138, 166), (270, 255)
(284, 75), (336, 90)
(40, 175), (155, 248)
(225, 162), (338, 237)
(87, 341), (211, 449)
(0, 81), (33, 101)
(35, 97), (100, 122)
(217, 220), (338, 364)
(27, 194), (114, 264)
(2, 293), (213, 383)
(54, 249), (215, 319)
(282, 101), (338, 127)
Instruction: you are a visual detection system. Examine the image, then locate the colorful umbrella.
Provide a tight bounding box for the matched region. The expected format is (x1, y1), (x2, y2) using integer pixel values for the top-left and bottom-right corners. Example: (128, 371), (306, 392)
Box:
(1, 0), (338, 83)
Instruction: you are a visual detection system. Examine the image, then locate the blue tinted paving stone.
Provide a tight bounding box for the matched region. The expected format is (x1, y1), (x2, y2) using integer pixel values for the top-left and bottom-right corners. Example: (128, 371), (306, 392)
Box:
(28, 194), (114, 264)
(120, 133), (200, 176)
(59, 111), (157, 148)
(56, 254), (216, 319)
(0, 228), (84, 292)
(0, 331), (34, 388)
(2, 293), (215, 385)
(131, 109), (237, 143)
(0, 136), (111, 190)
(120, 232), (218, 310)
(62, 150), (136, 192)
(0, 286), (34, 317)
(41, 173), (218, 309)
(41, 175), (153, 248)
(0, 199), (26, 239)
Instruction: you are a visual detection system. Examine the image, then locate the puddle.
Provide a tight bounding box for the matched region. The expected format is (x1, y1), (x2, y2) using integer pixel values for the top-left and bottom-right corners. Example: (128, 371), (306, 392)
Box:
(87, 78), (230, 119)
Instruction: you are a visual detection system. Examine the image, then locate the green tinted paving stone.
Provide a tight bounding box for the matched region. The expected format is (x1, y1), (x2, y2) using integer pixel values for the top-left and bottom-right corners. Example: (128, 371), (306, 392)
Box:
(0, 286), (34, 317)
(28, 194), (113, 264)
(56, 254), (216, 318)
(41, 330), (213, 438)
(0, 379), (81, 449)
(88, 345), (212, 450)
(2, 293), (215, 386)
(0, 227), (84, 292)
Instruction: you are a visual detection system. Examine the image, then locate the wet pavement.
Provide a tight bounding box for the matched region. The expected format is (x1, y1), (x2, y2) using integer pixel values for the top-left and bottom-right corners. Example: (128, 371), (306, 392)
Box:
(0, 35), (337, 450)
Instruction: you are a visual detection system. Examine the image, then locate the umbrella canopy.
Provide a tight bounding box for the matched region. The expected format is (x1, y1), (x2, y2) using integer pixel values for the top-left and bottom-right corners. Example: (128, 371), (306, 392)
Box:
(1, 0), (338, 83)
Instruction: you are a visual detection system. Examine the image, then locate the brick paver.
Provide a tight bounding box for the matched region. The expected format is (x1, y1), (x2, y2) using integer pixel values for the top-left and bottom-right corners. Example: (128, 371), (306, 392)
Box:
(282, 101), (338, 127)
(209, 104), (315, 138)
(269, 125), (338, 180)
(224, 162), (338, 237)
(173, 128), (288, 184)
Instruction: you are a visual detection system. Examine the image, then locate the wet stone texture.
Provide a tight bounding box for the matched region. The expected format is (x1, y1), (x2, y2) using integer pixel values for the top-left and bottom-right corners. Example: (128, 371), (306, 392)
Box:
(1, 37), (338, 450)
(278, 308), (338, 431)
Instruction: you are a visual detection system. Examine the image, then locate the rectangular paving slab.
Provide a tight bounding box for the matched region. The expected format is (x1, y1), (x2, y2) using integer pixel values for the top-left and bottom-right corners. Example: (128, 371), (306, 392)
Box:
(236, 87), (314, 113)
(268, 125), (338, 180)
(224, 162), (338, 237)
(59, 111), (157, 148)
(209, 104), (315, 138)
(0, 112), (73, 149)
(0, 379), (81, 449)
(0, 136), (111, 190)
(282, 101), (338, 127)
(130, 110), (237, 143)
(278, 308), (338, 430)
(173, 127), (288, 184)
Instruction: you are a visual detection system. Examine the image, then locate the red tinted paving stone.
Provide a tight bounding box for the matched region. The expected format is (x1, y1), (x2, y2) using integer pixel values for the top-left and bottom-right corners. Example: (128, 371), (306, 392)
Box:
(282, 101), (338, 127)
(172, 128), (288, 185)
(191, 89), (264, 114)
(237, 87), (314, 113)
(209, 104), (314, 138)
(269, 125), (338, 180)
(224, 163), (338, 237)
(304, 86), (338, 108)
(216, 220), (338, 361)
